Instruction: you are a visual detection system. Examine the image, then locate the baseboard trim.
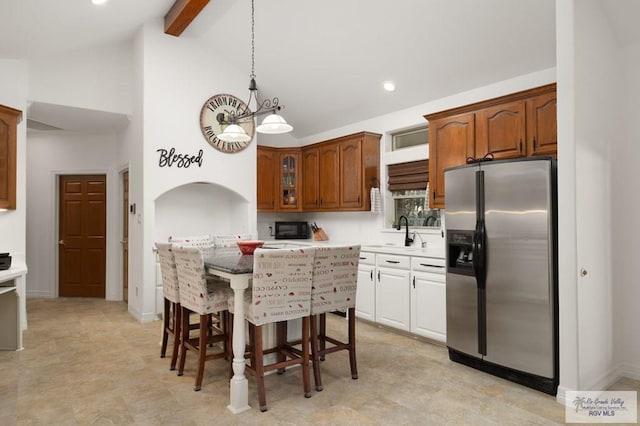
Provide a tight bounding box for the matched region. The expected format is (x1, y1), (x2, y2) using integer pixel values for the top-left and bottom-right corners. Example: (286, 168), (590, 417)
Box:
(614, 363), (640, 382)
(26, 290), (53, 298)
(128, 304), (158, 323)
(557, 362), (640, 405)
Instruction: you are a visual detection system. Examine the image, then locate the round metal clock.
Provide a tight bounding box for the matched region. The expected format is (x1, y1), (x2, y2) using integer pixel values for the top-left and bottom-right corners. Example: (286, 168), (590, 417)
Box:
(199, 93), (255, 153)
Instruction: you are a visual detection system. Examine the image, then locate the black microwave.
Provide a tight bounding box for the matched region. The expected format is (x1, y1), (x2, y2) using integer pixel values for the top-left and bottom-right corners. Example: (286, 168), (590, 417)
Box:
(275, 221), (309, 240)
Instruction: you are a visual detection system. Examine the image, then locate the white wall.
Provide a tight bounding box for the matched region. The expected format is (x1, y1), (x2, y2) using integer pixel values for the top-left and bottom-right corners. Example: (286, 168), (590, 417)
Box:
(555, 0), (580, 399)
(0, 60), (28, 263)
(119, 26), (146, 318)
(154, 183), (250, 243)
(556, 0), (640, 400)
(25, 132), (121, 300)
(125, 20), (260, 322)
(28, 41), (133, 115)
(572, 0), (616, 390)
(612, 43), (640, 379)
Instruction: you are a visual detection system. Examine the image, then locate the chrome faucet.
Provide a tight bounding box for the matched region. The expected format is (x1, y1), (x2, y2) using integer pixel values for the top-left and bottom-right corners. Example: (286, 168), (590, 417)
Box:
(413, 232), (427, 248)
(396, 215), (414, 247)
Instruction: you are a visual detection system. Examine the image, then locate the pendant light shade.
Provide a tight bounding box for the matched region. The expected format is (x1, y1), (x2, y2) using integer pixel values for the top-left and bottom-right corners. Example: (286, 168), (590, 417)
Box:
(256, 114), (293, 134)
(218, 124), (251, 143)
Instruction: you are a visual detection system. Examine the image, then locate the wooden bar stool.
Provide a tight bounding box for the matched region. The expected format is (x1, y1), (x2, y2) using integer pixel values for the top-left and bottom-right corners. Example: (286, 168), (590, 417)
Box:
(169, 234), (213, 248)
(155, 242), (182, 370)
(309, 245), (361, 391)
(173, 245), (232, 391)
(230, 247), (315, 412)
(169, 235), (222, 337)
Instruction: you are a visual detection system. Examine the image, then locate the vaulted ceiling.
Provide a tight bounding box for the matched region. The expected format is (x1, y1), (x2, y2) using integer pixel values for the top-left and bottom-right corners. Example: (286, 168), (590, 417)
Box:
(1, 0), (639, 138)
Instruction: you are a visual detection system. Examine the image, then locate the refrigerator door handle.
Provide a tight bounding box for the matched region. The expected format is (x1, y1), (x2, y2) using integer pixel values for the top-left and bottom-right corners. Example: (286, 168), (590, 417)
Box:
(473, 219), (487, 290)
(473, 170), (487, 291)
(474, 169), (488, 356)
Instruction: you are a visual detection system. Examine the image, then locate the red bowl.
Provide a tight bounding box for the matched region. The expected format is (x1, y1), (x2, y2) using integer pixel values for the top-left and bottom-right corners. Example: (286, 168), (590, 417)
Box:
(236, 240), (264, 255)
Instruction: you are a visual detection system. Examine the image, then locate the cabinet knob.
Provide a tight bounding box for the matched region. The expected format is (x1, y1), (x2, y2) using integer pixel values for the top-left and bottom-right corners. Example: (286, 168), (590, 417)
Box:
(580, 268), (588, 277)
(58, 239), (65, 245)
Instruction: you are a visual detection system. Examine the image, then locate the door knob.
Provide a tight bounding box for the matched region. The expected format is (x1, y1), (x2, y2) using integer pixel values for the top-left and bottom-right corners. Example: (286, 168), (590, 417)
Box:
(58, 240), (65, 245)
(579, 268), (588, 277)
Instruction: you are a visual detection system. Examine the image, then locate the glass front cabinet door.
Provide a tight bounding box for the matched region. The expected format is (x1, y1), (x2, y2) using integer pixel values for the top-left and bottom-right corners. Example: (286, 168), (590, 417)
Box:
(279, 151), (301, 210)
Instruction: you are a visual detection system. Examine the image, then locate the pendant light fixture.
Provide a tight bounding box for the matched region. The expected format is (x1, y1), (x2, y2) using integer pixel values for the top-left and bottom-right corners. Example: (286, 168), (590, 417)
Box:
(217, 0), (293, 143)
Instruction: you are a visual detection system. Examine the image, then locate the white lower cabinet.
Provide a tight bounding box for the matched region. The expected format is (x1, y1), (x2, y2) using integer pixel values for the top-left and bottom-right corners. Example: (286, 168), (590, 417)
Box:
(411, 257), (446, 342)
(355, 252), (376, 321)
(375, 254), (411, 332)
(356, 249), (447, 341)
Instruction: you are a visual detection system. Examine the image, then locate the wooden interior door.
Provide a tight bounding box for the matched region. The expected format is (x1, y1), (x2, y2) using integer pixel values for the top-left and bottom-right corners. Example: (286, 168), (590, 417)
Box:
(59, 175), (107, 298)
(122, 171), (129, 302)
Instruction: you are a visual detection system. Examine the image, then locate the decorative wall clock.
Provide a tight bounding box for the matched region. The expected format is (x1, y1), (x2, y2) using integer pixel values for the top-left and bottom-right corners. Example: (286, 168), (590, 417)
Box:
(199, 94), (255, 153)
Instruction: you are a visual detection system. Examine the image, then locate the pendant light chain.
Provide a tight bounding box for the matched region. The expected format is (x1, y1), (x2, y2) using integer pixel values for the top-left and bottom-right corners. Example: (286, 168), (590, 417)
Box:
(216, 0), (292, 142)
(250, 0), (255, 80)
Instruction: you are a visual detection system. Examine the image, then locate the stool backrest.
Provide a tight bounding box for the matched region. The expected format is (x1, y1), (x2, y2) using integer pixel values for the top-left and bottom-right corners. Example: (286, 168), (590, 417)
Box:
(169, 234), (213, 249)
(214, 234), (253, 248)
(310, 245), (361, 315)
(249, 247), (315, 326)
(173, 245), (227, 314)
(155, 242), (180, 303)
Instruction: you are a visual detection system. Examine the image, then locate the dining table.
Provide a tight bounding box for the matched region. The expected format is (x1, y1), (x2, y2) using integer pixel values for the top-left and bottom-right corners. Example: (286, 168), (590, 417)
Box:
(202, 248), (254, 414)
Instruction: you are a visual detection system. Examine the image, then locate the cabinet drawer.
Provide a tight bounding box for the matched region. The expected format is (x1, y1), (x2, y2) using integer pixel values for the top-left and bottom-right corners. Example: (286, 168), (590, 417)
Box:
(412, 271), (445, 283)
(411, 257), (445, 273)
(376, 254), (410, 269)
(358, 251), (375, 265)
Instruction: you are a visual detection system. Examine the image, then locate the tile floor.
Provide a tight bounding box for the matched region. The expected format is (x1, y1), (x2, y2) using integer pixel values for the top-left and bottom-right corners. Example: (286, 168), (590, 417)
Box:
(0, 298), (637, 425)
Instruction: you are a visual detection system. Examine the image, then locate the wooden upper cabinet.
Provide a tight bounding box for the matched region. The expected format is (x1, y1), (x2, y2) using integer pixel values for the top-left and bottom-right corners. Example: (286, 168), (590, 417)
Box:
(425, 83), (557, 209)
(0, 104), (22, 210)
(527, 91), (557, 156)
(339, 133), (380, 210)
(301, 147), (319, 210)
(278, 150), (301, 211)
(427, 112), (475, 209)
(475, 100), (526, 160)
(302, 132), (381, 211)
(318, 142), (340, 209)
(257, 131), (380, 213)
(256, 146), (277, 211)
(339, 138), (362, 208)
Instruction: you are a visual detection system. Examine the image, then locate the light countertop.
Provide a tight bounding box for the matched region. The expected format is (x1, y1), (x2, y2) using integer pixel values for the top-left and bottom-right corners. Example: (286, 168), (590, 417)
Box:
(262, 240), (445, 259)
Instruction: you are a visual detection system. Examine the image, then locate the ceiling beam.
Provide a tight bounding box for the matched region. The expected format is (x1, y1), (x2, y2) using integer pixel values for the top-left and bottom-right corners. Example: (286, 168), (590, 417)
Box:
(164, 0), (210, 37)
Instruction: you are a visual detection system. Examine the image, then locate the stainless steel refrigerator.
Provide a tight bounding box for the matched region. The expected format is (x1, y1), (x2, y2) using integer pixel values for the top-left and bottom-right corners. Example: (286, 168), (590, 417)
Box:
(444, 157), (558, 395)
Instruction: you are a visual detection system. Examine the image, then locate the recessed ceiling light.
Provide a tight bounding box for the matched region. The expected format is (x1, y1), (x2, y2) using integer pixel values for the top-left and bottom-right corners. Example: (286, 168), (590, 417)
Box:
(92, 0), (108, 5)
(383, 81), (396, 92)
